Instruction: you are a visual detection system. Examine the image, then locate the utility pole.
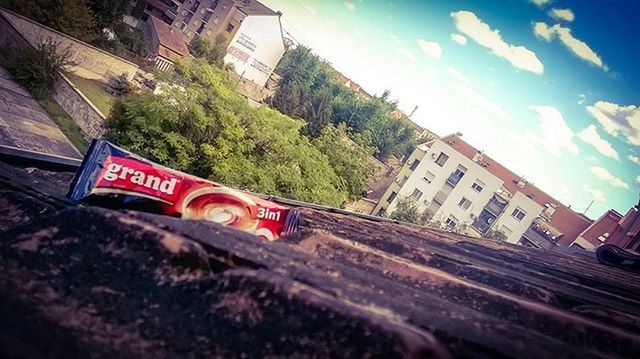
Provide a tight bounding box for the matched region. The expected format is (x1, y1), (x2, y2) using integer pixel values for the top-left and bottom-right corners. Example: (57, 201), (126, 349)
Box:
(583, 200), (594, 216)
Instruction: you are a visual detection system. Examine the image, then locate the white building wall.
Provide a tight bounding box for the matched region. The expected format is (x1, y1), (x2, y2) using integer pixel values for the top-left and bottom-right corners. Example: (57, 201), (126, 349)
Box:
(374, 139), (502, 226)
(493, 191), (543, 244)
(426, 142), (503, 226)
(223, 15), (285, 86)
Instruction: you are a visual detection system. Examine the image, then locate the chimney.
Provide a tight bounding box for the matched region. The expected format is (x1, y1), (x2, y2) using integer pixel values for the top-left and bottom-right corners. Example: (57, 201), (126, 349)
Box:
(472, 150), (484, 163)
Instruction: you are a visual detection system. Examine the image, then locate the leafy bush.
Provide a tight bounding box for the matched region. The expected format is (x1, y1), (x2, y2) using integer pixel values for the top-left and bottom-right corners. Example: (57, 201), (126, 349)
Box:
(189, 35), (227, 67)
(13, 39), (72, 99)
(105, 59), (372, 207)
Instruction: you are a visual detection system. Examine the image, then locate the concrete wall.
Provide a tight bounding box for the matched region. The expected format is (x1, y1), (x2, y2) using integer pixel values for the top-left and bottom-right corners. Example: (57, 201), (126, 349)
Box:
(0, 9), (139, 81)
(374, 139), (503, 226)
(52, 74), (106, 140)
(494, 191), (543, 244)
(224, 15), (285, 86)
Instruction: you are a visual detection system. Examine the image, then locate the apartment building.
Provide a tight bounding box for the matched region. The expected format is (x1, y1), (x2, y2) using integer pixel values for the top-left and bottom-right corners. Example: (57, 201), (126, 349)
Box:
(130, 0), (284, 85)
(373, 134), (593, 248)
(130, 0), (277, 43)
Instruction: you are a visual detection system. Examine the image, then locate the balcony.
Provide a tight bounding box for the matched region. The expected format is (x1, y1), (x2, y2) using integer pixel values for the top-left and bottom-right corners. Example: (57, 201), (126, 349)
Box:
(522, 227), (557, 250)
(471, 209), (496, 234)
(447, 173), (462, 187)
(433, 190), (448, 205)
(484, 195), (507, 216)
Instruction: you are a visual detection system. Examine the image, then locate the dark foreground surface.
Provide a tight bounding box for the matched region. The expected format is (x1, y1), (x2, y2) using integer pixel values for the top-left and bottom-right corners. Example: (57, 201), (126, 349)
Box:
(1, 159), (640, 358)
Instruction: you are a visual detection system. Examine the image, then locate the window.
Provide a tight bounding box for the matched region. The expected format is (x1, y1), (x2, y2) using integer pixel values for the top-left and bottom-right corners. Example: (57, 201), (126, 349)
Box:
(387, 191), (397, 203)
(196, 22), (206, 34)
(458, 197), (471, 210)
(226, 23), (235, 32)
(471, 180), (484, 193)
(410, 188), (423, 201)
(452, 165), (467, 178)
(435, 153), (449, 167)
(180, 22), (187, 30)
(190, 0), (201, 13)
(511, 208), (526, 221)
(423, 171), (435, 184)
(597, 232), (609, 242)
(409, 159), (420, 170)
(447, 165), (466, 186)
(445, 216), (458, 228)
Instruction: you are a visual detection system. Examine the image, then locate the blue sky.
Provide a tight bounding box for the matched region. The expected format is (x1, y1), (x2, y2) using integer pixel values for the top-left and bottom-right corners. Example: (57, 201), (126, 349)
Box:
(262, 0), (639, 219)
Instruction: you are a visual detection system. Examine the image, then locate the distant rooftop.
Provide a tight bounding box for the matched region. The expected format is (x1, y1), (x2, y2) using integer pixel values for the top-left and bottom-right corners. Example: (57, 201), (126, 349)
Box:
(234, 0), (278, 16)
(149, 15), (189, 61)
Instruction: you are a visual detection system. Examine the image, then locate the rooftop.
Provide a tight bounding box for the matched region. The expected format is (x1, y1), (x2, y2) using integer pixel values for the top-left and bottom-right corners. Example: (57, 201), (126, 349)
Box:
(233, 0), (278, 16)
(148, 15), (189, 61)
(1, 154), (640, 357)
(439, 133), (593, 245)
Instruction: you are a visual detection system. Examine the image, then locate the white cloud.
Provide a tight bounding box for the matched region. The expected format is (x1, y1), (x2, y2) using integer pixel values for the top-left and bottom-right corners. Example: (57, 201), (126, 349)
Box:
(451, 11), (544, 74)
(577, 125), (620, 160)
(637, 175), (640, 184)
(582, 185), (607, 203)
(586, 101), (640, 146)
(549, 8), (575, 22)
(450, 33), (467, 45)
(533, 22), (553, 41)
(458, 83), (511, 121)
(397, 48), (417, 63)
(531, 0), (551, 7)
(447, 66), (470, 84)
(527, 105), (579, 156)
(416, 39), (442, 59)
(590, 166), (630, 189)
(390, 33), (404, 46)
(629, 154), (640, 165)
(345, 1), (355, 11)
(534, 22), (607, 71)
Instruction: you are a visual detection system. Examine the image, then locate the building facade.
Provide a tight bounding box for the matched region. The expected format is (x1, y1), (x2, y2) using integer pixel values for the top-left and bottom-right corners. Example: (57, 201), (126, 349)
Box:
(129, 1), (284, 85)
(373, 134), (593, 248)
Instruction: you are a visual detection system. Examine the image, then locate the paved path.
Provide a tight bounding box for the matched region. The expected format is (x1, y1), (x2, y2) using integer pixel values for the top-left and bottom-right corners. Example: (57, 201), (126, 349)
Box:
(0, 67), (81, 159)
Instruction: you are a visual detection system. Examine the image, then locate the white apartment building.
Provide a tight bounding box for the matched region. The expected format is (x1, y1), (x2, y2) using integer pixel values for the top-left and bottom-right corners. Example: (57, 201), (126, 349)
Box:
(373, 134), (592, 247)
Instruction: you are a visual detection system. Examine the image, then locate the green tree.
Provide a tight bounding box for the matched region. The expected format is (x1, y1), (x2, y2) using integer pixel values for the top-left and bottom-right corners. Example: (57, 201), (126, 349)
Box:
(389, 197), (424, 224)
(189, 35), (228, 67)
(312, 124), (374, 200)
(106, 59), (352, 208)
(88, 0), (128, 29)
(485, 228), (508, 242)
(1, 0), (96, 42)
(13, 39), (73, 99)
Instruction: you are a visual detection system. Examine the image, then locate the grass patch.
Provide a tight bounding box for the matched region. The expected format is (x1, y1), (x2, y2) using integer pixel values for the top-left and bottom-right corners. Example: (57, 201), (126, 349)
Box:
(38, 99), (89, 154)
(65, 72), (117, 116)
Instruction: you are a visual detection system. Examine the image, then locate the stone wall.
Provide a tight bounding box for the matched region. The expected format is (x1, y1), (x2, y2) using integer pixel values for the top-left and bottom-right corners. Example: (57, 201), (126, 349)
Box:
(0, 9), (139, 81)
(0, 12), (30, 65)
(52, 74), (106, 139)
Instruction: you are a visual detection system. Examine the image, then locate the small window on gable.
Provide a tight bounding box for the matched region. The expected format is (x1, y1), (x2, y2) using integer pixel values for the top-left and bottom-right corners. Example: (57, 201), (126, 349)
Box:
(471, 180), (484, 193)
(512, 208), (526, 221)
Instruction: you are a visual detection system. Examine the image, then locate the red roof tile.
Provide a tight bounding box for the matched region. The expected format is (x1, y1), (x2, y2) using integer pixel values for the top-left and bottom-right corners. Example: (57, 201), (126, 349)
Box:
(149, 16), (189, 61)
(439, 134), (592, 244)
